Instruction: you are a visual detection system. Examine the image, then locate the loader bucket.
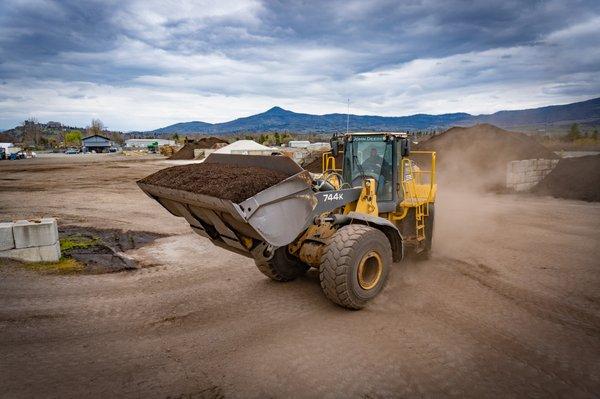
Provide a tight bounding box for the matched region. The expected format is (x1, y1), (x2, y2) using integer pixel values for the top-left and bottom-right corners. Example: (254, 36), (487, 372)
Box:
(137, 153), (317, 258)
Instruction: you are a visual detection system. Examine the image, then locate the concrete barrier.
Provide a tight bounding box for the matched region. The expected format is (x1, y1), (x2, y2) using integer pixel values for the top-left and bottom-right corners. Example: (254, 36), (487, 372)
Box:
(0, 218), (61, 262)
(0, 222), (15, 251)
(506, 159), (559, 192)
(13, 218), (59, 248)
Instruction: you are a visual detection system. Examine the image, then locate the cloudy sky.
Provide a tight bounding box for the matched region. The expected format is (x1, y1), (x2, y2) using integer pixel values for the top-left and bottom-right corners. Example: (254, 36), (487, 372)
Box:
(0, 0), (599, 131)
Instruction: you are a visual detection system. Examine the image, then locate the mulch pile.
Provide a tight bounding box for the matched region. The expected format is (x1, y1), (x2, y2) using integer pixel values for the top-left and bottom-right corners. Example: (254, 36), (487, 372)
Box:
(169, 137), (228, 160)
(415, 124), (558, 190)
(138, 163), (291, 203)
(532, 155), (600, 202)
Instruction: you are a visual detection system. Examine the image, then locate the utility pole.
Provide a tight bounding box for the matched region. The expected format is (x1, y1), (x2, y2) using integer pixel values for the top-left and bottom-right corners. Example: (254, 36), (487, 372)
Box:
(346, 98), (350, 134)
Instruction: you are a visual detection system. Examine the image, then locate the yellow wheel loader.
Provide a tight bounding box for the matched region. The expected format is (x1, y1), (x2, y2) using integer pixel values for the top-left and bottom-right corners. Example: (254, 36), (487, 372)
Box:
(138, 132), (436, 309)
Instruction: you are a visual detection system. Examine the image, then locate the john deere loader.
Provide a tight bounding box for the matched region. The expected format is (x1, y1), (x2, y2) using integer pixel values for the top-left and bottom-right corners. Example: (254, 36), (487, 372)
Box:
(138, 133), (436, 309)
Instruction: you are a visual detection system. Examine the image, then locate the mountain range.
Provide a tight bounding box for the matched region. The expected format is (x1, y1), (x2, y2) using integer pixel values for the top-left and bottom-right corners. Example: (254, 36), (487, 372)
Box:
(147, 96), (600, 135)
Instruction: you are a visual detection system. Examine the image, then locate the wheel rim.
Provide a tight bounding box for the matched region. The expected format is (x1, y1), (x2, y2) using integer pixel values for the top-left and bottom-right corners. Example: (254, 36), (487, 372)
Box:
(357, 251), (383, 290)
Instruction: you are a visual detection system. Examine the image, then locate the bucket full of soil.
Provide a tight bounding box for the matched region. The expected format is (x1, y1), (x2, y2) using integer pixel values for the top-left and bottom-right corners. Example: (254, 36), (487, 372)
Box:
(138, 153), (317, 251)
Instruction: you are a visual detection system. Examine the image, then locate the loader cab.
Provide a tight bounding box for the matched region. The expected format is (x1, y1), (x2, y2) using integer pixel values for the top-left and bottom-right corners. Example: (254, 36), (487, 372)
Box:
(341, 133), (409, 212)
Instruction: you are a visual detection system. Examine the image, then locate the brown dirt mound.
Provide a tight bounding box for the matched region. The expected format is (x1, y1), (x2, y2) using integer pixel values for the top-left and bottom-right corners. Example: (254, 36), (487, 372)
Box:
(138, 163), (290, 203)
(169, 137), (228, 160)
(532, 155), (600, 202)
(415, 124), (558, 191)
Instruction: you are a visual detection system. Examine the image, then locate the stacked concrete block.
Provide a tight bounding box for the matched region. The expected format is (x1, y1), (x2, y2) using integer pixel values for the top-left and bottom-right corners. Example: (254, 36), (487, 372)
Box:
(0, 218), (61, 262)
(0, 223), (14, 251)
(506, 159), (560, 192)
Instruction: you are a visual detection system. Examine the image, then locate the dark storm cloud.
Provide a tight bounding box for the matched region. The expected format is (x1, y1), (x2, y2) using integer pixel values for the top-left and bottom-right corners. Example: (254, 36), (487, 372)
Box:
(256, 0), (599, 70)
(0, 0), (117, 58)
(1, 0), (598, 82)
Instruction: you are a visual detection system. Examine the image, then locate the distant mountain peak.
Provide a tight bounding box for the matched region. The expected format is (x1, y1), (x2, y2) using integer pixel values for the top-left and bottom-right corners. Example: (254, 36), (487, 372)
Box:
(264, 106), (290, 115)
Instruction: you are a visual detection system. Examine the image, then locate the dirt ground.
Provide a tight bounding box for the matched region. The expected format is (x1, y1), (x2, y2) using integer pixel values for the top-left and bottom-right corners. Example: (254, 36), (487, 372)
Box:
(1, 154), (599, 398)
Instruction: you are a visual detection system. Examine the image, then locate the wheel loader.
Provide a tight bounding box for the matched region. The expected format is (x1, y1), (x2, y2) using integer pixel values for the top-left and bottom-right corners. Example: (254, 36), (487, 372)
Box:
(138, 132), (436, 309)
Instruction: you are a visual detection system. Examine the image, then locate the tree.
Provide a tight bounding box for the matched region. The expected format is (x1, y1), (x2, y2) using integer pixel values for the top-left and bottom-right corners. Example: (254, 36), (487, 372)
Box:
(87, 119), (105, 136)
(65, 130), (83, 146)
(274, 132), (281, 146)
(171, 133), (179, 142)
(566, 123), (581, 142)
(109, 131), (124, 145)
(592, 128), (598, 140)
(22, 117), (43, 147)
(258, 134), (266, 144)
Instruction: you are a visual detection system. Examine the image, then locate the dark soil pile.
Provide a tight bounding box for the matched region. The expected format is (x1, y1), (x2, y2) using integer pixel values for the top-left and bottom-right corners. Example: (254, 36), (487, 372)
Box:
(139, 163), (290, 203)
(415, 124), (558, 191)
(169, 137), (228, 160)
(303, 150), (343, 173)
(532, 155), (600, 202)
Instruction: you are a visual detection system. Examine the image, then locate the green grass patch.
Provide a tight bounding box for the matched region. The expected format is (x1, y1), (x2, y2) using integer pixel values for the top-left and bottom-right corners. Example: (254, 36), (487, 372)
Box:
(22, 257), (85, 275)
(60, 235), (100, 252)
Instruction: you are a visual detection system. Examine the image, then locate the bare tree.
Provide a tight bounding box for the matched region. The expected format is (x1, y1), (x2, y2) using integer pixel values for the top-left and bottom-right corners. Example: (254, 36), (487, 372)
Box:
(22, 117), (43, 147)
(87, 119), (105, 136)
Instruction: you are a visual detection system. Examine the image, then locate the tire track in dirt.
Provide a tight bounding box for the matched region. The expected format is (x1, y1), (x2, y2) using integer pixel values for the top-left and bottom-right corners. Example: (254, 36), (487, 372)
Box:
(418, 301), (600, 397)
(440, 257), (600, 336)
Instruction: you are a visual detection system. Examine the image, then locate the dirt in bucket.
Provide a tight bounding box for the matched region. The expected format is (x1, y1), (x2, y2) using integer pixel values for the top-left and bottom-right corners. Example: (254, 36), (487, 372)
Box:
(138, 163), (291, 203)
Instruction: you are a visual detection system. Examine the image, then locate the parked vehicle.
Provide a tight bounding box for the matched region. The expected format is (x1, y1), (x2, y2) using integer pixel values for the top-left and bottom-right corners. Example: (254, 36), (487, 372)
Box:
(9, 151), (26, 160)
(65, 148), (79, 155)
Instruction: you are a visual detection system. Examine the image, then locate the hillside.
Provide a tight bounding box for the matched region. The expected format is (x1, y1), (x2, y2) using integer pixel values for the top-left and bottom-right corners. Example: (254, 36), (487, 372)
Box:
(148, 97), (600, 134)
(151, 121), (212, 134)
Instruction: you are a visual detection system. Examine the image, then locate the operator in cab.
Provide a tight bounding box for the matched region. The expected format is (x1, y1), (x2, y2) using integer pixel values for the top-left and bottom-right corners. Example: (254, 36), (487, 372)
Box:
(362, 146), (384, 173)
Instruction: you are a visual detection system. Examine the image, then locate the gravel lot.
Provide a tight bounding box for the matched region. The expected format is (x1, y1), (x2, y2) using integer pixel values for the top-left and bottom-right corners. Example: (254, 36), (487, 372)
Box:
(1, 155), (599, 398)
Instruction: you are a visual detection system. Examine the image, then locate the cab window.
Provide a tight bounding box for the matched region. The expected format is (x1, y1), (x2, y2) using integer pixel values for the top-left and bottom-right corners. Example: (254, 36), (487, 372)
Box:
(343, 136), (393, 201)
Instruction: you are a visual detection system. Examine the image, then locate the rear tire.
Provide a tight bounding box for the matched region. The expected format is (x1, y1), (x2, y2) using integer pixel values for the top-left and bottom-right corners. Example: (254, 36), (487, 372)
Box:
(319, 225), (392, 309)
(255, 247), (309, 282)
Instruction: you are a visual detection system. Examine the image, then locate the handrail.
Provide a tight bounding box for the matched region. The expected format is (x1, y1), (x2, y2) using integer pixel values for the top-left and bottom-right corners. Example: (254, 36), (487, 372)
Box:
(407, 151), (436, 202)
(321, 151), (342, 174)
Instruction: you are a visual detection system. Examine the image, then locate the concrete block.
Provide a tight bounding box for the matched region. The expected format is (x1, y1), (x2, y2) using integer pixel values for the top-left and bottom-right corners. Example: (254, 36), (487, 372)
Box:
(0, 240), (61, 263)
(506, 173), (516, 185)
(509, 161), (521, 173)
(0, 222), (14, 251)
(515, 182), (536, 192)
(13, 218), (58, 249)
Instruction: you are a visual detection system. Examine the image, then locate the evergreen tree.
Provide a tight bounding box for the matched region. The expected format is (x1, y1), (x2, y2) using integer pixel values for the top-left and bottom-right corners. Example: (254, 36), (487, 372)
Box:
(566, 123), (581, 141)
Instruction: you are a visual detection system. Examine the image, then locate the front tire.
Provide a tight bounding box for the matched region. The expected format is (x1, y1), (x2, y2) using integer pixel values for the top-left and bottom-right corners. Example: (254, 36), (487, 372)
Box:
(319, 225), (392, 309)
(255, 247), (309, 282)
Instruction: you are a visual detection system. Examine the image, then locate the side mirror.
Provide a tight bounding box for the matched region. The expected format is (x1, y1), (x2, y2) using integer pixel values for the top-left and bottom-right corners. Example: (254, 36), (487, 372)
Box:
(400, 139), (410, 157)
(330, 136), (340, 156)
